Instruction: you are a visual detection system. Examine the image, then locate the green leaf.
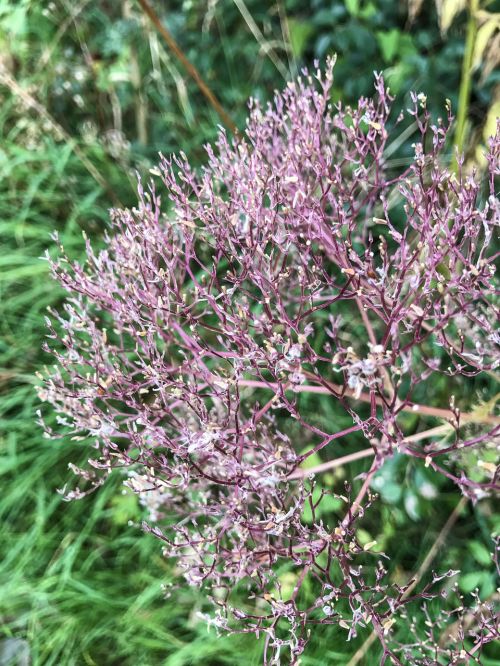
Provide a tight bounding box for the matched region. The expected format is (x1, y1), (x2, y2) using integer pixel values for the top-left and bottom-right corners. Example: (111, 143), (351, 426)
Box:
(468, 540), (492, 566)
(479, 574), (496, 599)
(359, 2), (377, 20)
(472, 15), (500, 71)
(459, 571), (487, 594)
(298, 446), (323, 470)
(345, 0), (360, 16)
(110, 491), (139, 526)
(404, 490), (421, 521)
(0, 3), (28, 37)
(356, 528), (374, 546)
(287, 19), (314, 58)
(301, 487), (343, 524)
(371, 469), (403, 503)
(436, 0), (467, 35)
(343, 0), (376, 19)
(376, 29), (401, 64)
(275, 571), (298, 601)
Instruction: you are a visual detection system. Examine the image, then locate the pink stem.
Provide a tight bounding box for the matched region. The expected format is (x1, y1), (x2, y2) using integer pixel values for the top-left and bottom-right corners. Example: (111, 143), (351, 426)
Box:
(236, 378), (499, 425)
(288, 447), (374, 480)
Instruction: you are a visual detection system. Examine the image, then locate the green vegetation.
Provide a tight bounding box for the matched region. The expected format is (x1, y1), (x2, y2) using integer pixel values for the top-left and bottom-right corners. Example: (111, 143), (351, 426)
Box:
(1, 1), (498, 664)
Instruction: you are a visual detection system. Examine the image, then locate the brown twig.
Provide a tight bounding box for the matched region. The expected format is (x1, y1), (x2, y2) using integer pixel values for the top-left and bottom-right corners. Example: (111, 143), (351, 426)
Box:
(136, 0), (238, 135)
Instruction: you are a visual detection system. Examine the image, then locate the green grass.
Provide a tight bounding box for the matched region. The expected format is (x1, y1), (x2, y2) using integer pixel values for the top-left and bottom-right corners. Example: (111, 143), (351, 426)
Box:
(0, 140), (263, 665)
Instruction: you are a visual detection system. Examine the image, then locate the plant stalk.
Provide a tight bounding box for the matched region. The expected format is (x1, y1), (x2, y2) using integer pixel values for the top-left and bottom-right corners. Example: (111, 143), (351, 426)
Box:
(136, 0), (238, 135)
(453, 0), (480, 170)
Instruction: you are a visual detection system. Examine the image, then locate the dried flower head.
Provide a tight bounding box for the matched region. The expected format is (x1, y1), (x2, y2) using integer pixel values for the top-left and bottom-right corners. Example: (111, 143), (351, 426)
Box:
(39, 59), (499, 663)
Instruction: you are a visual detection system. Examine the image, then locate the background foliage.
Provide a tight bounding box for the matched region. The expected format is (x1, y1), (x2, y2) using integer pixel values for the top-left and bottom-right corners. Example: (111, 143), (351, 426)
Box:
(0, 1), (498, 664)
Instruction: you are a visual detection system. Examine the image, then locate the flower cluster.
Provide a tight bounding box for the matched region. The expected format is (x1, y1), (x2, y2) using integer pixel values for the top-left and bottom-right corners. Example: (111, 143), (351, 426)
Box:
(39, 59), (499, 663)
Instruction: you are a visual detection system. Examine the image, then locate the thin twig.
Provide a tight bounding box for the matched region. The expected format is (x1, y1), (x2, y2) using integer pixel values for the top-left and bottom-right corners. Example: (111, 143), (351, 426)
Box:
(276, 0), (295, 76)
(288, 447), (374, 480)
(346, 496), (468, 665)
(469, 613), (500, 655)
(236, 378), (500, 426)
(403, 496), (468, 600)
(288, 424), (452, 481)
(342, 457), (381, 528)
(232, 0), (289, 79)
(136, 0), (238, 135)
(355, 298), (394, 398)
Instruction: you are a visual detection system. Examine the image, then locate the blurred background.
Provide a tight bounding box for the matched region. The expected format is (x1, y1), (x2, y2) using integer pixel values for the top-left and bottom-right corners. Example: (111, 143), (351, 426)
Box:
(0, 1), (499, 664)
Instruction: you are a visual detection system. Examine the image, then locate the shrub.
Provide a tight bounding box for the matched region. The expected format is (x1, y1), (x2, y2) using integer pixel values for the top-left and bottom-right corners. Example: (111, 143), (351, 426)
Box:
(39, 59), (499, 664)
